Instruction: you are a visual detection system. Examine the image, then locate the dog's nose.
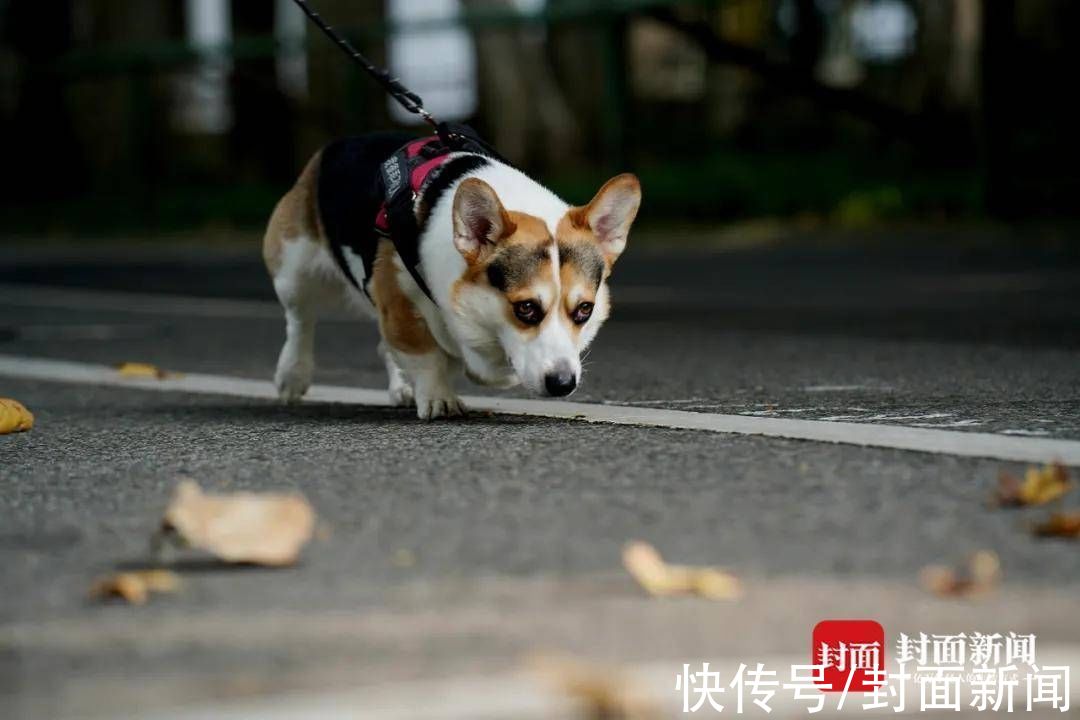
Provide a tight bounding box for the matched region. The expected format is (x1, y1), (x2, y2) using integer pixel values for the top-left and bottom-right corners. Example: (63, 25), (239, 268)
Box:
(544, 365), (577, 397)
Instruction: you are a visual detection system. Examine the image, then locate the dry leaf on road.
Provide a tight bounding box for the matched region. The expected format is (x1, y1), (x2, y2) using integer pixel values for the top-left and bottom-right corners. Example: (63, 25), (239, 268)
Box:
(157, 481), (315, 566)
(622, 541), (742, 600)
(1032, 511), (1080, 539)
(919, 550), (1001, 598)
(0, 398), (34, 434)
(89, 569), (180, 605)
(115, 362), (180, 379)
(994, 463), (1071, 507)
(530, 655), (662, 720)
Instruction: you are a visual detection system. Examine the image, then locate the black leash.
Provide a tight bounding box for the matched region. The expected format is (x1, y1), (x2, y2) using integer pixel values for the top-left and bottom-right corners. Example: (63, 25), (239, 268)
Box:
(289, 0), (442, 134)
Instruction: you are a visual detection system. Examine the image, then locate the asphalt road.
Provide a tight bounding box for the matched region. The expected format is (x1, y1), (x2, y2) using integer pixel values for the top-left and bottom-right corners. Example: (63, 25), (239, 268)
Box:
(1, 231), (1079, 718)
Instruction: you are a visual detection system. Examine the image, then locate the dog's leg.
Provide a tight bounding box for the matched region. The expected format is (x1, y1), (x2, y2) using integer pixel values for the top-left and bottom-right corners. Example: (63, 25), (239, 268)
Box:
(265, 152), (363, 404)
(272, 275), (318, 403)
(378, 340), (414, 407)
(389, 346), (463, 420)
(371, 240), (463, 419)
(267, 231), (326, 405)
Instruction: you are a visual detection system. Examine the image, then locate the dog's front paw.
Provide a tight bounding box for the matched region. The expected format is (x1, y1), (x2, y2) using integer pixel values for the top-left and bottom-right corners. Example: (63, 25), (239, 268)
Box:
(414, 388), (465, 420)
(388, 379), (415, 407)
(274, 361), (312, 404)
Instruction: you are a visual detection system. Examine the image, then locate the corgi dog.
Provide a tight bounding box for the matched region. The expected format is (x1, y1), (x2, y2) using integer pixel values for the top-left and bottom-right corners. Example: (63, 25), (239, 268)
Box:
(262, 132), (641, 419)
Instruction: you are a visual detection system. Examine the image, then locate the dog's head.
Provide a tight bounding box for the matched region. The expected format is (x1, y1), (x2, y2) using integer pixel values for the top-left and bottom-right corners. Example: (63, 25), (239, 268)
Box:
(449, 174), (640, 397)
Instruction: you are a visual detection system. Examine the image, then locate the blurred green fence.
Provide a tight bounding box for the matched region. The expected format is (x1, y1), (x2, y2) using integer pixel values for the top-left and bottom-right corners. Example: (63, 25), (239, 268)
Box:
(2, 0), (1006, 236)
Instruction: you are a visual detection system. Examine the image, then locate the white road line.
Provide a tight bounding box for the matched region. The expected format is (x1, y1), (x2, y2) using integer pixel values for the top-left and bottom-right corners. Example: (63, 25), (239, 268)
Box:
(2, 354), (1078, 464)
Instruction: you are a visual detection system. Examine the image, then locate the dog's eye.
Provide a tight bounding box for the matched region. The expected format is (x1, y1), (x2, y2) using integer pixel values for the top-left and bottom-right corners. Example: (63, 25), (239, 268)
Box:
(571, 302), (594, 325)
(513, 300), (544, 325)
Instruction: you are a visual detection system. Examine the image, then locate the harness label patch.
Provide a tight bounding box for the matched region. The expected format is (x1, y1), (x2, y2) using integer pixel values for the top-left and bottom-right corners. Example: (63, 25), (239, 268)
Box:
(381, 155), (405, 198)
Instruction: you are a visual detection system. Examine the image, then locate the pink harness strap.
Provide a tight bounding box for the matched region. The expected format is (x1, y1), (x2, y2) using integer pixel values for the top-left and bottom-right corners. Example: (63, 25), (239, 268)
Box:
(374, 136), (452, 234)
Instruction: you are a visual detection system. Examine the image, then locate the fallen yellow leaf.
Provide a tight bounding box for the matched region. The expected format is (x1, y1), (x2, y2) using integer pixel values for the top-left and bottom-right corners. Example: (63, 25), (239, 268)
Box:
(995, 463), (1071, 507)
(392, 548), (416, 567)
(622, 541), (742, 600)
(115, 362), (179, 379)
(158, 480), (315, 566)
(530, 655), (662, 720)
(89, 569), (181, 605)
(919, 550), (1001, 598)
(0, 398), (34, 434)
(1033, 511), (1080, 539)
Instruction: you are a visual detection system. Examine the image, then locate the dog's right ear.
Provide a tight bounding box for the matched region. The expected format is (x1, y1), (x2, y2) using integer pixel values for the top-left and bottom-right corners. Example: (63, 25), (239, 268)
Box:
(452, 178), (516, 264)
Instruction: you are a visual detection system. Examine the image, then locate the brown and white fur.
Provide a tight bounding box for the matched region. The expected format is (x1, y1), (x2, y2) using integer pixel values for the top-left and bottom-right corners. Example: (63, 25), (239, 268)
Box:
(262, 145), (641, 419)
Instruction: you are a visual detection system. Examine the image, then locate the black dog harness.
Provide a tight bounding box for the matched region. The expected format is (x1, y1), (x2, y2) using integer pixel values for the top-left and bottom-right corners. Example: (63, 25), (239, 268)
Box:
(319, 125), (503, 305)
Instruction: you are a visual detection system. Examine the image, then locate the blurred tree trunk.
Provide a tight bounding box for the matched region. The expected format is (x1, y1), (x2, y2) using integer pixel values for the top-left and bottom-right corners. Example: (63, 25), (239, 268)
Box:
(790, 0), (825, 75)
(947, 0), (981, 110)
(908, 0), (981, 115)
(980, 0), (1017, 217)
(304, 1), (385, 141)
(547, 8), (606, 167)
(982, 0), (1078, 217)
(231, 2), (296, 185)
(459, 0), (581, 170)
(909, 0), (979, 163)
(2, 0), (81, 201)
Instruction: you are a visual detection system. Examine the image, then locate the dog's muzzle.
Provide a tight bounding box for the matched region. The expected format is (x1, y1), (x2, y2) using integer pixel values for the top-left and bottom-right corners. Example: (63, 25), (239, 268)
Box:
(543, 360), (577, 397)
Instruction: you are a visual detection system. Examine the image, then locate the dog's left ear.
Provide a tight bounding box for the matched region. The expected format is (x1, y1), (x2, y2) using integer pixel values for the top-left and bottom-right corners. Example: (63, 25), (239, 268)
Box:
(574, 173), (641, 265)
(453, 178), (516, 265)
